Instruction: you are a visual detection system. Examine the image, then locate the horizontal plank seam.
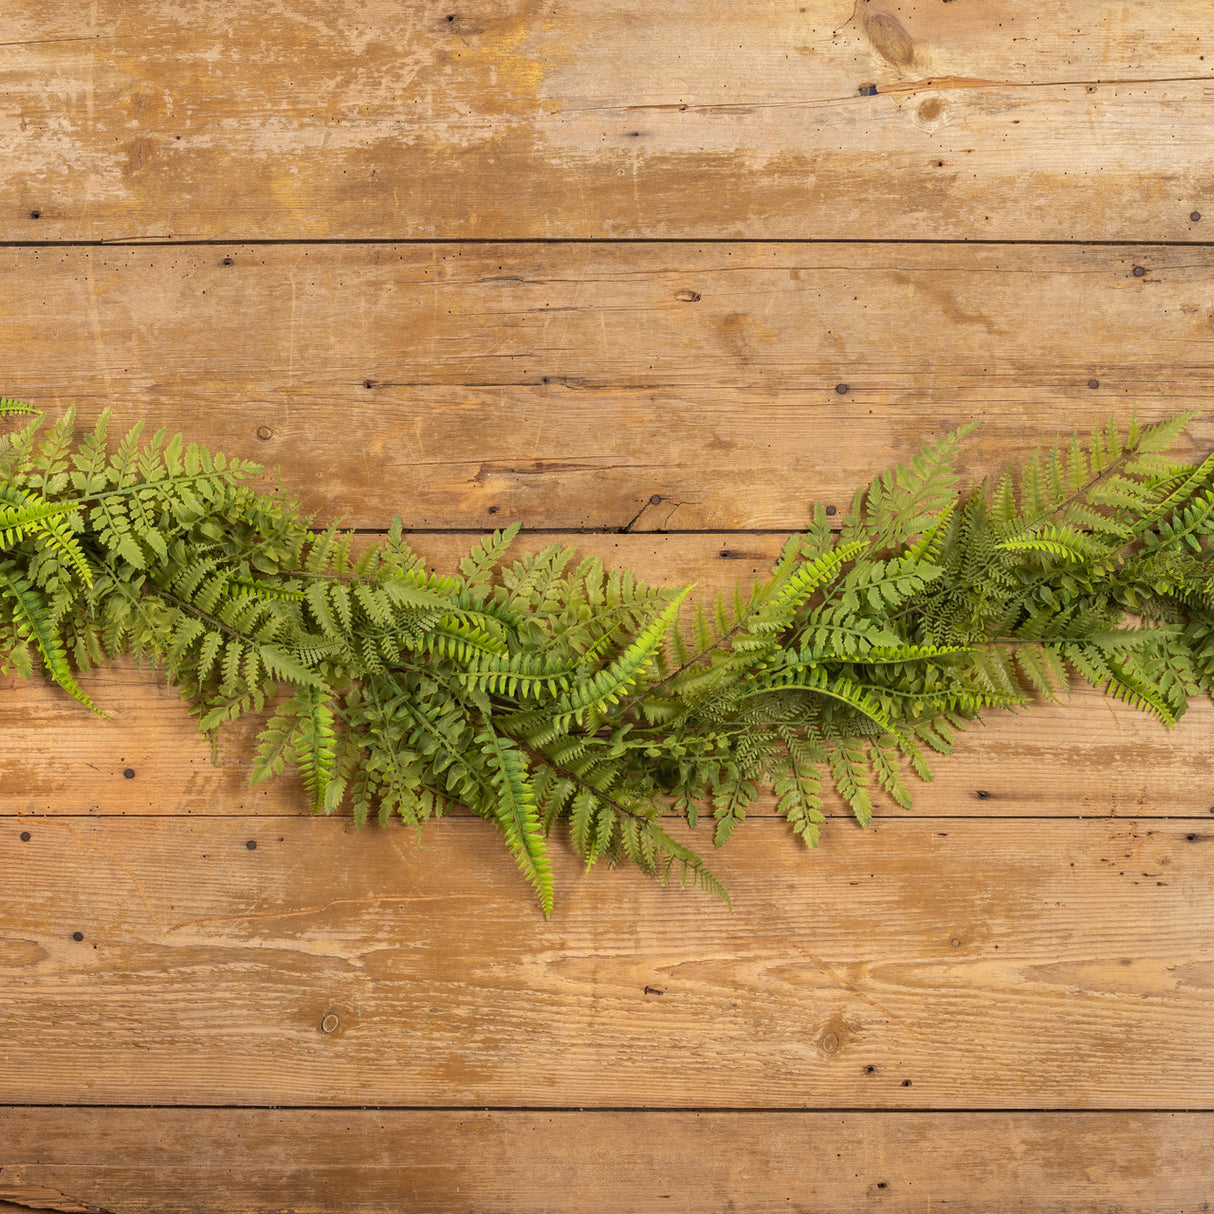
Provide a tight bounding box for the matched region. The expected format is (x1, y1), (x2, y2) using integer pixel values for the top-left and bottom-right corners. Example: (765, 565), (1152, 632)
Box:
(1, 813), (1210, 821)
(2, 1104), (1211, 1114)
(368, 528), (804, 538)
(2, 238), (1214, 249)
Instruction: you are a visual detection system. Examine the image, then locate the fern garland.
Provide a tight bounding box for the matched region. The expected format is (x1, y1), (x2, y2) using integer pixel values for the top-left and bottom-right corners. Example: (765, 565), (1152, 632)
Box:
(4, 400), (1214, 916)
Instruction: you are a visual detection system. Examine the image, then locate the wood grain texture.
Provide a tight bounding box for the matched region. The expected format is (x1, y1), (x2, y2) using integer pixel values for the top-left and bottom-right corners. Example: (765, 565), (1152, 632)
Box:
(4, 533), (1214, 820)
(1, 1110), (1211, 1214)
(3, 2), (1214, 1205)
(0, 816), (1209, 1107)
(1, 1), (1212, 240)
(3, 242), (1214, 529)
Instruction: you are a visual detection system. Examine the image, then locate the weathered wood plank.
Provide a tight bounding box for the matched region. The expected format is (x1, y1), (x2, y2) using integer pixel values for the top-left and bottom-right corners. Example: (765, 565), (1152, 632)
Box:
(5, 533), (1212, 819)
(1, 1110), (1210, 1214)
(1, 2), (1212, 240)
(8, 660), (1211, 819)
(3, 242), (1213, 529)
(0, 816), (1208, 1107)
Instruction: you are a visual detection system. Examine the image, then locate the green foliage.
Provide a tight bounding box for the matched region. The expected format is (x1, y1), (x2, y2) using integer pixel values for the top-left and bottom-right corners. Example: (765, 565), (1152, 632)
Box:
(7, 403), (1214, 915)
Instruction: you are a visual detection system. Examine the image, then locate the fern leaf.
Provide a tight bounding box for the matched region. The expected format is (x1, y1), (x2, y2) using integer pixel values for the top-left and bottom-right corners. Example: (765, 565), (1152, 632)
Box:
(460, 523), (521, 586)
(476, 724), (554, 916)
(0, 566), (107, 716)
(295, 686), (339, 815)
(0, 398), (39, 416)
(827, 740), (874, 826)
(555, 587), (691, 724)
(645, 822), (731, 908)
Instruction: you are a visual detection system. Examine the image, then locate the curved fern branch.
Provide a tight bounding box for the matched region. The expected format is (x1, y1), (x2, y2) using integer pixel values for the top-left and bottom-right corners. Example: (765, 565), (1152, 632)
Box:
(6, 401), (1214, 915)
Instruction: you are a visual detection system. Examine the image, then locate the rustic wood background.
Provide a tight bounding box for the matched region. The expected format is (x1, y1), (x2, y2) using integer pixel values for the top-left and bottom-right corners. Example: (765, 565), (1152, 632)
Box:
(2, 1), (1213, 1210)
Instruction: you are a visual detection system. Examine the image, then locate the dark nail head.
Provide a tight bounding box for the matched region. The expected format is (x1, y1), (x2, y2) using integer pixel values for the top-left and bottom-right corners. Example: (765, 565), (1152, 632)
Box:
(123, 768), (135, 779)
(835, 383), (849, 394)
(649, 494), (662, 505)
(825, 505), (837, 516)
(1087, 379), (1099, 389)
(1191, 211), (1202, 222)
(246, 839), (258, 850)
(19, 831), (30, 842)
(72, 931), (84, 942)
(1132, 265), (1146, 277)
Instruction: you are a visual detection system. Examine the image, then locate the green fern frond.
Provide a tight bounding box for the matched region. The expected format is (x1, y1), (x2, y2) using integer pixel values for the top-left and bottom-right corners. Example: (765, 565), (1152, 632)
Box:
(460, 523), (521, 587)
(476, 723), (554, 917)
(996, 522), (1105, 563)
(827, 740), (874, 826)
(0, 565), (106, 716)
(555, 587), (691, 724)
(9, 402), (1214, 913)
(295, 686), (339, 814)
(0, 483), (94, 586)
(0, 398), (39, 417)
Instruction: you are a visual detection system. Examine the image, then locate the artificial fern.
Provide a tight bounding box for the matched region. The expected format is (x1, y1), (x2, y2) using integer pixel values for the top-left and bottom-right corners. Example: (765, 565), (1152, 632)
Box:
(5, 401), (1214, 916)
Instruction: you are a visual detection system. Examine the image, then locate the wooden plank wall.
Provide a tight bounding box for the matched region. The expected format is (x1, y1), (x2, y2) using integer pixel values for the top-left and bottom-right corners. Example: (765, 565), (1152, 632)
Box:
(1, 1), (1212, 1210)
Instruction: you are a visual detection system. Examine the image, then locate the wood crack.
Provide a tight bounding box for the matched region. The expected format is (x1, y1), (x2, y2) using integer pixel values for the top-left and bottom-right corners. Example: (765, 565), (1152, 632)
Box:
(0, 1179), (113, 1214)
(604, 73), (1214, 113)
(868, 73), (1214, 97)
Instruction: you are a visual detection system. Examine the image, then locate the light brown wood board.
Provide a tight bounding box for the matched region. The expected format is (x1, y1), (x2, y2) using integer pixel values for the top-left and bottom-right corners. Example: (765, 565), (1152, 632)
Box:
(1, 243), (1213, 530)
(1, 1110), (1211, 1214)
(0, 1), (1213, 240)
(3, 0), (1214, 1208)
(0, 815), (1210, 1108)
(4, 530), (1214, 819)
(8, 664), (1214, 820)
